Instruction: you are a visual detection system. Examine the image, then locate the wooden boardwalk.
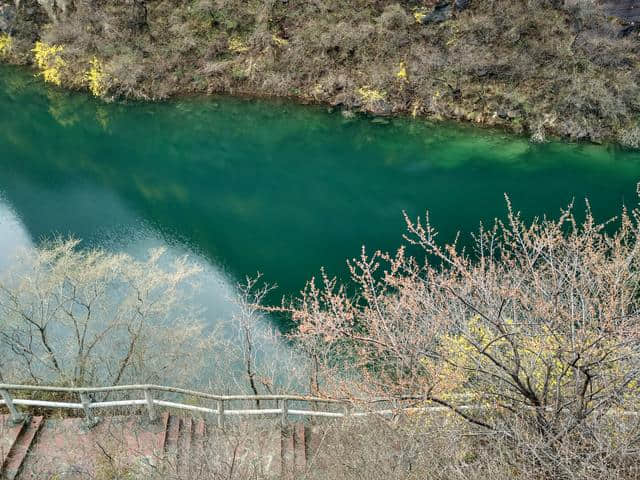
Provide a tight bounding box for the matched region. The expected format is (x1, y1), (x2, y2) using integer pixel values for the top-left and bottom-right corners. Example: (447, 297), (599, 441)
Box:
(1, 413), (317, 479)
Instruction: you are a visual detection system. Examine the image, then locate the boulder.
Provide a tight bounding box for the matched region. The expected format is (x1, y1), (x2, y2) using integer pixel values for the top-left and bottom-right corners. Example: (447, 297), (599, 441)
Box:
(600, 0), (640, 23)
(367, 99), (392, 116)
(422, 1), (471, 25)
(423, 1), (453, 24)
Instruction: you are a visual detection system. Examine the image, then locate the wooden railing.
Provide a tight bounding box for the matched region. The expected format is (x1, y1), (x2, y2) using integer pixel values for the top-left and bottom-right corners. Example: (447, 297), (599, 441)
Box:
(0, 383), (397, 429)
(3, 384), (639, 431)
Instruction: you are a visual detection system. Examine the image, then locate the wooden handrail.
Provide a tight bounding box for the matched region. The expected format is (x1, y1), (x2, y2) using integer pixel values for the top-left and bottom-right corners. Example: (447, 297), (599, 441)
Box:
(0, 382), (360, 428)
(0, 383), (346, 403)
(0, 382), (459, 429)
(1, 384), (639, 431)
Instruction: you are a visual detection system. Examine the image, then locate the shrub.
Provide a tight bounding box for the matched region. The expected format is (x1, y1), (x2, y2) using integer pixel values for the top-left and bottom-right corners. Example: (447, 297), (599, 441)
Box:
(378, 4), (410, 31)
(228, 36), (249, 53)
(32, 41), (66, 86)
(0, 33), (12, 56)
(357, 85), (385, 100)
(85, 56), (107, 97)
(618, 125), (640, 149)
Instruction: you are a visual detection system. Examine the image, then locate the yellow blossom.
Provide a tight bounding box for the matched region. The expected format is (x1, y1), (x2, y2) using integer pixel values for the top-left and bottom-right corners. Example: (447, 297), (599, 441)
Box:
(357, 86), (386, 103)
(271, 34), (288, 47)
(396, 62), (407, 81)
(85, 57), (107, 97)
(32, 41), (66, 86)
(0, 34), (13, 56)
(228, 37), (249, 53)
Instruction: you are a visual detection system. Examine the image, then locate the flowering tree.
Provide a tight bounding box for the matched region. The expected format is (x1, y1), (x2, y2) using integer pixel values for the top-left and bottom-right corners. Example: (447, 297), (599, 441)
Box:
(288, 195), (640, 448)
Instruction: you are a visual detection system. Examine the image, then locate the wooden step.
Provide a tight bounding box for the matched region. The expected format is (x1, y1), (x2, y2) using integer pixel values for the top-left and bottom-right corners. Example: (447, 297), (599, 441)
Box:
(194, 419), (206, 444)
(281, 426), (295, 480)
(0, 416), (26, 474)
(177, 417), (193, 477)
(293, 423), (306, 472)
(164, 414), (180, 472)
(157, 411), (170, 460)
(305, 425), (322, 469)
(2, 416), (43, 480)
(191, 419), (206, 470)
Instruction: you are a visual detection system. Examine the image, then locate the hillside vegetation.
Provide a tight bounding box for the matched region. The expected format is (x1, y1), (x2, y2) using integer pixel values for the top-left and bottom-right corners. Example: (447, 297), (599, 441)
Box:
(0, 0), (639, 143)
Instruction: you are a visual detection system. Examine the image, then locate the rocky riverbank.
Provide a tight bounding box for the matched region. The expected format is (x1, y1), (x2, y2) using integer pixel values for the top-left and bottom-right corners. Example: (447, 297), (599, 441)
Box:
(1, 0), (639, 147)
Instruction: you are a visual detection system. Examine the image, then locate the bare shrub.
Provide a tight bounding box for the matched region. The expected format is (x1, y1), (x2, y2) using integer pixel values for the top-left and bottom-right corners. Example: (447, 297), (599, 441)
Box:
(0, 238), (207, 386)
(378, 4), (409, 31)
(619, 125), (640, 149)
(205, 275), (308, 397)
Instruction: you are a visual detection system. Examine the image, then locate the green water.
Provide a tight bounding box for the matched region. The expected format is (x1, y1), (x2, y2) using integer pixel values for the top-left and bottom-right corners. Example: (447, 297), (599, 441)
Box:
(2, 65), (640, 319)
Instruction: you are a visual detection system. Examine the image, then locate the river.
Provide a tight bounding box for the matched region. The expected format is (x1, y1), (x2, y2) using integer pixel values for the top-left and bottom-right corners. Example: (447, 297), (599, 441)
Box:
(2, 64), (640, 331)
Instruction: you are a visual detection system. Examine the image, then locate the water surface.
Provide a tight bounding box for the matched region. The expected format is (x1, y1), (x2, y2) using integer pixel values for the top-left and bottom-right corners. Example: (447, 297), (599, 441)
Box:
(1, 65), (640, 325)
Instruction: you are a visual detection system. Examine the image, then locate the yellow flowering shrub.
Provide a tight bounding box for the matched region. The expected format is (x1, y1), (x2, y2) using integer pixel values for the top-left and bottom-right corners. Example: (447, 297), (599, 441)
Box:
(411, 100), (422, 117)
(85, 57), (107, 97)
(357, 86), (386, 103)
(271, 34), (288, 47)
(32, 42), (66, 86)
(0, 34), (13, 56)
(228, 36), (249, 53)
(414, 11), (426, 23)
(427, 314), (639, 409)
(396, 62), (407, 81)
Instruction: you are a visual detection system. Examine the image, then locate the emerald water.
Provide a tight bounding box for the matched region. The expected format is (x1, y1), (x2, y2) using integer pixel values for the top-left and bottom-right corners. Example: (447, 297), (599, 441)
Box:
(2, 65), (640, 325)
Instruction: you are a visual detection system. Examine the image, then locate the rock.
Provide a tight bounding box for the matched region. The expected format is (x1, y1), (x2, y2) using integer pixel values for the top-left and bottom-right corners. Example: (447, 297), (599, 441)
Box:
(455, 0), (471, 10)
(368, 99), (392, 116)
(333, 74), (347, 92)
(498, 109), (520, 120)
(618, 23), (640, 38)
(558, 119), (590, 141)
(341, 110), (355, 119)
(423, 1), (453, 24)
(600, 0), (640, 23)
(530, 124), (547, 144)
(0, 4), (16, 35)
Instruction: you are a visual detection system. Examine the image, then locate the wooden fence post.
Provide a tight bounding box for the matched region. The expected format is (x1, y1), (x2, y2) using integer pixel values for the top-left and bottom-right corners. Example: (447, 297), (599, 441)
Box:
(343, 402), (352, 420)
(80, 393), (100, 429)
(280, 399), (288, 428)
(217, 399), (225, 429)
(0, 389), (25, 425)
(144, 389), (156, 422)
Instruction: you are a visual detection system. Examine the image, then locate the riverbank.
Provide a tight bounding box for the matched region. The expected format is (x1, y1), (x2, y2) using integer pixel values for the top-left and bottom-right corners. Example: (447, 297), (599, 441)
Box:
(1, 0), (639, 147)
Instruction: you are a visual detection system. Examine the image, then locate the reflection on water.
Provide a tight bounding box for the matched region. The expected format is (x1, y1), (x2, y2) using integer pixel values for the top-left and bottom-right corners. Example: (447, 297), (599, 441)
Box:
(0, 198), (33, 271)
